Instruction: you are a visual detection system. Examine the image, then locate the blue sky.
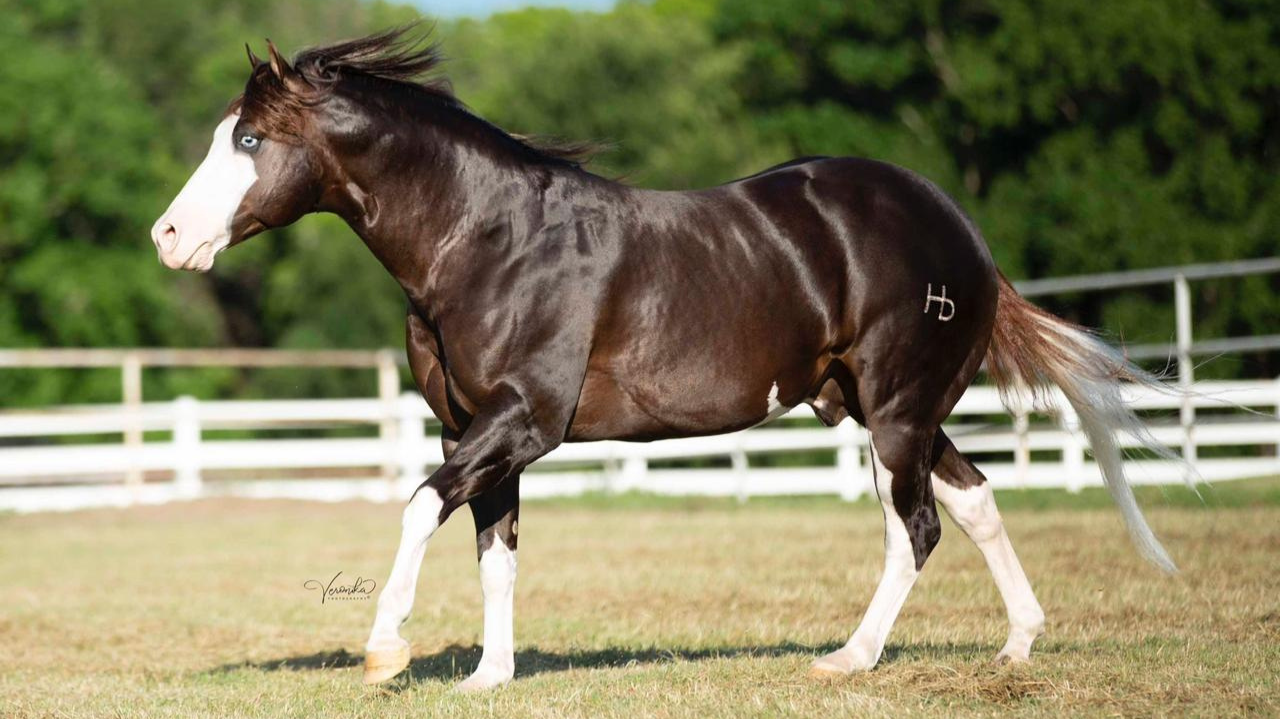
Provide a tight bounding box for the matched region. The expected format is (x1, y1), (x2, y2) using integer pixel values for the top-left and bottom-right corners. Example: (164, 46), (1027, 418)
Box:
(413, 0), (619, 18)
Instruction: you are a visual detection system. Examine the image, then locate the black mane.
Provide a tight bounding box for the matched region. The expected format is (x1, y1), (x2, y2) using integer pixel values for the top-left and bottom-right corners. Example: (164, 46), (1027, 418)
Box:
(293, 25), (454, 100)
(289, 25), (599, 168)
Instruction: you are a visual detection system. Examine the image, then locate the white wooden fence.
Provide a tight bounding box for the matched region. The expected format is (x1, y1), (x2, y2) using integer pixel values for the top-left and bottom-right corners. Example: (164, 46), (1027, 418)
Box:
(1, 380), (1277, 512)
(4, 258), (1278, 512)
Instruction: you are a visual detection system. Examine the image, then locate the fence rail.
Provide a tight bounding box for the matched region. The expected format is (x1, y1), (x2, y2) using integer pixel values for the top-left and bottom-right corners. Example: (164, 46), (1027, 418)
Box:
(1013, 256), (1280, 296)
(1, 381), (1277, 512)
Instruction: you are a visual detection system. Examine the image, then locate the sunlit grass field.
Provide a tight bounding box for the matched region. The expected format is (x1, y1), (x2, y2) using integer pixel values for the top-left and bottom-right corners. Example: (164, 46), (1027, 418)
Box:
(2, 480), (1277, 717)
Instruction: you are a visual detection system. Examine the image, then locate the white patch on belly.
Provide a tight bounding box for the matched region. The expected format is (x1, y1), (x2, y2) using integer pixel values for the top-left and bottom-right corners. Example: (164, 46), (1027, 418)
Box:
(759, 381), (791, 424)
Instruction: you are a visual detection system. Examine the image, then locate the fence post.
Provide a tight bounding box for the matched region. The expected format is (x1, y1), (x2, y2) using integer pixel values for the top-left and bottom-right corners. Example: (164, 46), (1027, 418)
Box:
(1060, 402), (1085, 492)
(605, 447), (648, 494)
(1274, 377), (1280, 462)
(122, 352), (144, 494)
(173, 395), (202, 499)
(836, 421), (866, 501)
(731, 437), (749, 504)
(397, 392), (426, 500)
(377, 350), (401, 495)
(1014, 404), (1031, 489)
(1175, 273), (1197, 474)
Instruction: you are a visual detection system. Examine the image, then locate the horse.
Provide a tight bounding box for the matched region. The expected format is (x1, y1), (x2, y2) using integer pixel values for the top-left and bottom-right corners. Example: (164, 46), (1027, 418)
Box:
(151, 28), (1182, 691)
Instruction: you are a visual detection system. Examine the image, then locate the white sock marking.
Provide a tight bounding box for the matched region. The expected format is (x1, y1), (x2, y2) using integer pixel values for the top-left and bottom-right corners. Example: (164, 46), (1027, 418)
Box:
(931, 474), (1044, 660)
(459, 535), (517, 690)
(815, 433), (920, 672)
(366, 488), (445, 653)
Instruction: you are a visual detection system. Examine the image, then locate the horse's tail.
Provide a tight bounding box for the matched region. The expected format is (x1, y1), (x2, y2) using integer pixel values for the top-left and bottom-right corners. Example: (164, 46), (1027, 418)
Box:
(984, 273), (1184, 573)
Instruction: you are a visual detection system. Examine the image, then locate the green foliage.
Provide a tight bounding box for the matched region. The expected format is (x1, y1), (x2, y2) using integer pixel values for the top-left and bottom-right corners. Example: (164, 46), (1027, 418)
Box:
(0, 0), (1277, 406)
(0, 0), (418, 402)
(446, 3), (777, 188)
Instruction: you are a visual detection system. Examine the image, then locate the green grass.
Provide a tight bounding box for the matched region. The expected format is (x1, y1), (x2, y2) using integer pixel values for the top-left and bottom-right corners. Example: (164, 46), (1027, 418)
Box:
(2, 479), (1278, 717)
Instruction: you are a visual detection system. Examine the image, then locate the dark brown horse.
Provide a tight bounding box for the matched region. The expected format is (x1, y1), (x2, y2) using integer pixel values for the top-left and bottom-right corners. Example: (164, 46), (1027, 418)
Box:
(152, 29), (1180, 690)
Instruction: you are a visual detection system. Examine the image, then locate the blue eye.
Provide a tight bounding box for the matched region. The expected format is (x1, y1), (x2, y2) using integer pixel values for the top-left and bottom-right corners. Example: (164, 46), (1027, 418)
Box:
(238, 134), (260, 151)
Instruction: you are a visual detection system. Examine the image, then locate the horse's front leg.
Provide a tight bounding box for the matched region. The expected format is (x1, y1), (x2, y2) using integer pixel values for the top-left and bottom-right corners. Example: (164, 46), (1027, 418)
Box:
(457, 474), (520, 691)
(362, 387), (561, 686)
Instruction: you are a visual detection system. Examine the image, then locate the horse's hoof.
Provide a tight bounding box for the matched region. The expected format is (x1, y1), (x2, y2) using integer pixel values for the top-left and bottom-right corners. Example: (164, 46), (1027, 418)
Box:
(809, 646), (877, 678)
(993, 650), (1031, 666)
(808, 662), (849, 679)
(809, 652), (853, 678)
(454, 666), (513, 692)
(363, 645), (411, 685)
(993, 637), (1035, 666)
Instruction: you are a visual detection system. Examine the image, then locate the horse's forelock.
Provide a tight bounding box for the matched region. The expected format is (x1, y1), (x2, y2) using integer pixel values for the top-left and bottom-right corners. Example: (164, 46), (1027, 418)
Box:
(236, 64), (312, 138)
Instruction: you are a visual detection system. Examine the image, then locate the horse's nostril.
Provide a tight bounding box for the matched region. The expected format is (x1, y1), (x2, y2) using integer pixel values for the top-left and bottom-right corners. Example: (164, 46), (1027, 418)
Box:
(154, 222), (178, 251)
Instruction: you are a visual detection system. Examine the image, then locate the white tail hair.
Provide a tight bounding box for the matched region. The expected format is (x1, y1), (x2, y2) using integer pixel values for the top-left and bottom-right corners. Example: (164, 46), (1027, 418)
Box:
(985, 275), (1189, 573)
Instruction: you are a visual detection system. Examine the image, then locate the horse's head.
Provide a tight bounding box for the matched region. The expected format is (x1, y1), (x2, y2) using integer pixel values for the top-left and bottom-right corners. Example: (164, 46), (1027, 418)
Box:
(151, 42), (335, 271)
(151, 27), (589, 273)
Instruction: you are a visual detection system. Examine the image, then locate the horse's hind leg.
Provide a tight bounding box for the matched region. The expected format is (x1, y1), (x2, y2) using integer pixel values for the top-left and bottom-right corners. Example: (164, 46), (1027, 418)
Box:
(931, 432), (1044, 663)
(812, 422), (941, 675)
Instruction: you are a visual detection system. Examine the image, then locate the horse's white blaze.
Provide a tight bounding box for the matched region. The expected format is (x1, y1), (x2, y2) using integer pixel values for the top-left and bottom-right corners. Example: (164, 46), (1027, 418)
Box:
(366, 488), (445, 653)
(931, 473), (1044, 661)
(458, 535), (517, 691)
(813, 434), (920, 673)
(151, 113), (257, 272)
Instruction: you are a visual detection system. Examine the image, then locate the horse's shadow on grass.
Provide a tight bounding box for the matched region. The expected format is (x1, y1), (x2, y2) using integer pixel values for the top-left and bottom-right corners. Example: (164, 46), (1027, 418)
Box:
(212, 639), (1019, 685)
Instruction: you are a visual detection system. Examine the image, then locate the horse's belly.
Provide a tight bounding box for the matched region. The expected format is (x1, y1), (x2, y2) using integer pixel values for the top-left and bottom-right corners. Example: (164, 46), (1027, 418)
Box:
(568, 241), (836, 441)
(566, 356), (812, 442)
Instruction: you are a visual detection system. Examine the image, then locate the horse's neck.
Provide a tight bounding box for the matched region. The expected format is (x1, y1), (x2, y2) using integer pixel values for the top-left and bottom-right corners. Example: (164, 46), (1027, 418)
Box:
(336, 120), (572, 308)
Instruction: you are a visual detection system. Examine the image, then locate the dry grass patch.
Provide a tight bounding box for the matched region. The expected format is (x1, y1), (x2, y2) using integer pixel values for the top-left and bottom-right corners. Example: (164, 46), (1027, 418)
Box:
(1, 480), (1277, 717)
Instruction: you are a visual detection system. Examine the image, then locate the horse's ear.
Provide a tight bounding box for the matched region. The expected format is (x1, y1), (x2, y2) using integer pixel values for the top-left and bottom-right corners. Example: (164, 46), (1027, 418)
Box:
(265, 39), (309, 92)
(245, 43), (263, 69)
